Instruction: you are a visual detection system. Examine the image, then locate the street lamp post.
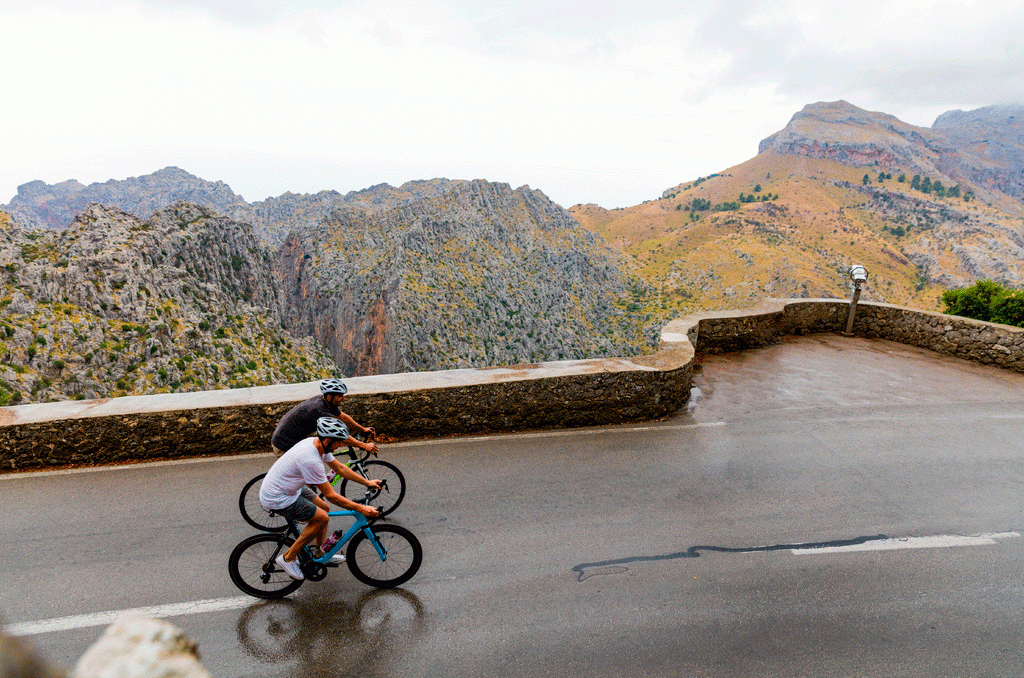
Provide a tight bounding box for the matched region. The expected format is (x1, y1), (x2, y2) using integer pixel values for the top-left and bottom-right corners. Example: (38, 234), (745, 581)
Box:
(844, 265), (868, 336)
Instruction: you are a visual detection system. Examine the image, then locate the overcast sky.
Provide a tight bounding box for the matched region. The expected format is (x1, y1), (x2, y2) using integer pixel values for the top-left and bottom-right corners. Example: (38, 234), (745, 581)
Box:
(2, 0), (1023, 209)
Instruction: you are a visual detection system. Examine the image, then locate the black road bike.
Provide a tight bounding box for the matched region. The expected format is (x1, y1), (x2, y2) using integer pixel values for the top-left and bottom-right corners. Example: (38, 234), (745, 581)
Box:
(239, 437), (406, 532)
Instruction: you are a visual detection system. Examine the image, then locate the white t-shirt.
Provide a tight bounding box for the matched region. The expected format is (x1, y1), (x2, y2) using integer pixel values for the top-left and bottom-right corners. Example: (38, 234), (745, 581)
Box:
(259, 438), (336, 510)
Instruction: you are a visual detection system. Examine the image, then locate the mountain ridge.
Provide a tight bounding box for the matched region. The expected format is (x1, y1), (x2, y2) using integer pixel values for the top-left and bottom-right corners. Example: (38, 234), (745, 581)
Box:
(2, 99), (1022, 404)
(0, 202), (338, 404)
(759, 101), (1024, 203)
(0, 180), (654, 403)
(572, 101), (1024, 317)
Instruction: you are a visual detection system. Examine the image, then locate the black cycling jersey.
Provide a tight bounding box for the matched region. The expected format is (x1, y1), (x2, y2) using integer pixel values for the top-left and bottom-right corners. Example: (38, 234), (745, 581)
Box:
(271, 395), (341, 451)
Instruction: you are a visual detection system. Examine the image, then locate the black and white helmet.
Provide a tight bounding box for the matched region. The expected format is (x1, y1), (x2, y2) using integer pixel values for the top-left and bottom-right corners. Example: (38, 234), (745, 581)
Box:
(316, 417), (350, 441)
(319, 378), (348, 396)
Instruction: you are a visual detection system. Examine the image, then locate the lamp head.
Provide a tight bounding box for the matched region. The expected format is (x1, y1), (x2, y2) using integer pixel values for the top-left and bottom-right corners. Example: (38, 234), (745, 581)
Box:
(849, 265), (868, 284)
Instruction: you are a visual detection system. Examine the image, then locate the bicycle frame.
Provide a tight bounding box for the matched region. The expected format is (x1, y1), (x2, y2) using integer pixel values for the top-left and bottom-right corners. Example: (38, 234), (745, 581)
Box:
(330, 447), (369, 483)
(328, 447), (390, 501)
(291, 509), (389, 564)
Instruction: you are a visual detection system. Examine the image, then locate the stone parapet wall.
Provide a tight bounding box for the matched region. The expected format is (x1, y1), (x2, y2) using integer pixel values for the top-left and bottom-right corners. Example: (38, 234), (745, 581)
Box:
(0, 342), (694, 471)
(852, 303), (1024, 370)
(677, 299), (1024, 371)
(1, 298), (1021, 472)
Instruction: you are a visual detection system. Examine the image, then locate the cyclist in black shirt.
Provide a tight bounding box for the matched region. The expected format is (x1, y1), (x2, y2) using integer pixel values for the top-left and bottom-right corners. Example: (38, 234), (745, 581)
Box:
(269, 379), (379, 511)
(271, 378), (378, 456)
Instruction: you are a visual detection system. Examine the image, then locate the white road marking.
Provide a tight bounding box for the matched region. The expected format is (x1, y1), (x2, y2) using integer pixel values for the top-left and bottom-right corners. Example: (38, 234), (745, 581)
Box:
(5, 596), (255, 637)
(792, 531), (1020, 555)
(7, 528), (1020, 635)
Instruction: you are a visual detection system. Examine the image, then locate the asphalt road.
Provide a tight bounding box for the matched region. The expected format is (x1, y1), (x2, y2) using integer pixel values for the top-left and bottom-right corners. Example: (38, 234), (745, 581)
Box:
(3, 334), (1023, 677)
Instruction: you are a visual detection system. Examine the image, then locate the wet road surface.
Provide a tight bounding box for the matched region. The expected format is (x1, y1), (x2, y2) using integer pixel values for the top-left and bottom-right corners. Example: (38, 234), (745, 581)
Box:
(3, 334), (1024, 677)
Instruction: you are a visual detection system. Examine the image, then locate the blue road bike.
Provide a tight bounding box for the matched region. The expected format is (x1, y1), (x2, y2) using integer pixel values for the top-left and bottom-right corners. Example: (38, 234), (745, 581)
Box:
(228, 507), (422, 598)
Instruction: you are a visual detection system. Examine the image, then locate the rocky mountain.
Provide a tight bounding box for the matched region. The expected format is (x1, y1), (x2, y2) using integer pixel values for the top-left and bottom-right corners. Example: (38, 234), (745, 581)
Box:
(276, 179), (654, 376)
(758, 100), (1024, 203)
(249, 179), (471, 245)
(0, 179), (655, 403)
(0, 204), (336, 404)
(931, 104), (1024, 200)
(573, 101), (1024, 315)
(3, 167), (467, 245)
(5, 167), (251, 231)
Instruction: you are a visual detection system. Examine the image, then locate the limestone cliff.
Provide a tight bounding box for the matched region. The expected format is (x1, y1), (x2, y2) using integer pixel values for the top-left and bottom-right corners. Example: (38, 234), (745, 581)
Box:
(276, 179), (654, 375)
(0, 204), (336, 404)
(757, 101), (949, 172)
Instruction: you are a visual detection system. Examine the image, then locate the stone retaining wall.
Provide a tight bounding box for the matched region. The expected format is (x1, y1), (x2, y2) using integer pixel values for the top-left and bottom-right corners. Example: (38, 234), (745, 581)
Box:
(1, 298), (1021, 472)
(0, 343), (694, 471)
(679, 299), (1024, 371)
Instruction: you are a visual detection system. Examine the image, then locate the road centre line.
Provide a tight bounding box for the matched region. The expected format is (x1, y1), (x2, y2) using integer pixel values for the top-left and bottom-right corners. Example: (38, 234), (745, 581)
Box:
(5, 596), (255, 637)
(1, 422), (726, 479)
(791, 531), (1020, 555)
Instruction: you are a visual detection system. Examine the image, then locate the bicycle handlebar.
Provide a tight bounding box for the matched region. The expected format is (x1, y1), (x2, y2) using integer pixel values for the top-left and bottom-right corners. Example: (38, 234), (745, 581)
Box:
(367, 506), (386, 525)
(344, 430), (379, 461)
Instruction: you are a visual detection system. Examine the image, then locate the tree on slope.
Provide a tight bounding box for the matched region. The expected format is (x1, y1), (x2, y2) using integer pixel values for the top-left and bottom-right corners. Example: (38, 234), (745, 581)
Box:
(942, 280), (1024, 327)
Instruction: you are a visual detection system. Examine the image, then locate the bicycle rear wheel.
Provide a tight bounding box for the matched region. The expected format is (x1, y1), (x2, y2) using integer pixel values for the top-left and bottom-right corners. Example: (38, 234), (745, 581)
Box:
(338, 460), (406, 516)
(229, 533), (304, 599)
(346, 524), (422, 588)
(239, 473), (288, 532)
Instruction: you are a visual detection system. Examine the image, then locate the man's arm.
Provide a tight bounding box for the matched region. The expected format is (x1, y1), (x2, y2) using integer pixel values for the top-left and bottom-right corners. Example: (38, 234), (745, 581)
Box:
(316, 482), (379, 518)
(336, 412), (375, 441)
(332, 423), (378, 455)
(347, 435), (378, 455)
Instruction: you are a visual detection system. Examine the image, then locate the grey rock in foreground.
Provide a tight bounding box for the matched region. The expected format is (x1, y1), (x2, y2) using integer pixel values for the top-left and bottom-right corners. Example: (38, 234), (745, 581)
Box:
(72, 614), (211, 678)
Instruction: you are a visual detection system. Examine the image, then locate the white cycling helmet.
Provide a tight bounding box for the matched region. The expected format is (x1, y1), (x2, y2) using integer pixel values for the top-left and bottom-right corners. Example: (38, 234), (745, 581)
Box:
(316, 417), (350, 441)
(319, 378), (348, 396)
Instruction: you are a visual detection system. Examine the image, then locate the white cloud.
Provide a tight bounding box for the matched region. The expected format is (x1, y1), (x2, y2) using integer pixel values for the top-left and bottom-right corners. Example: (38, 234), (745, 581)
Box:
(2, 0), (1023, 209)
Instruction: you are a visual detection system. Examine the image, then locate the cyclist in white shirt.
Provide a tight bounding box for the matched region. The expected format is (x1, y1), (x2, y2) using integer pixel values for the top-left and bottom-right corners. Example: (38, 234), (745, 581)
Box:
(260, 417), (381, 580)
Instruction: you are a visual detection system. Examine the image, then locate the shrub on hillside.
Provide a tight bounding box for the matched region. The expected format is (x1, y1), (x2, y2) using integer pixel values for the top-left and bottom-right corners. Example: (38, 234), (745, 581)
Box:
(991, 290), (1024, 327)
(942, 280), (1024, 327)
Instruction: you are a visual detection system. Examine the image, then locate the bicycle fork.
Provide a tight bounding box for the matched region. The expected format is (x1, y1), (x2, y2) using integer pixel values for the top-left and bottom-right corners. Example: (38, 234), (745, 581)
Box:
(364, 527), (389, 561)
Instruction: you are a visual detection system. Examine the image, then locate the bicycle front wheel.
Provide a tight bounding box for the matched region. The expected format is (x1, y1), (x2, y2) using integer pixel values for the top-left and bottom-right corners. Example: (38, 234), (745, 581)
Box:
(229, 533), (304, 599)
(239, 473), (288, 532)
(346, 525), (422, 589)
(338, 460), (406, 516)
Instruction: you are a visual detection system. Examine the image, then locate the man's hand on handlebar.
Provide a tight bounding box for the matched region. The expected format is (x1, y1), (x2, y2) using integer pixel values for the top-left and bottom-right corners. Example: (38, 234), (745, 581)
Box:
(353, 429), (378, 455)
(358, 505), (380, 519)
(365, 479), (382, 491)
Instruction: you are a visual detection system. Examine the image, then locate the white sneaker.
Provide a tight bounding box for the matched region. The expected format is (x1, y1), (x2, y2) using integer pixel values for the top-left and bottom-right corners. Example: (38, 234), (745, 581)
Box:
(276, 554), (304, 580)
(329, 553), (346, 564)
